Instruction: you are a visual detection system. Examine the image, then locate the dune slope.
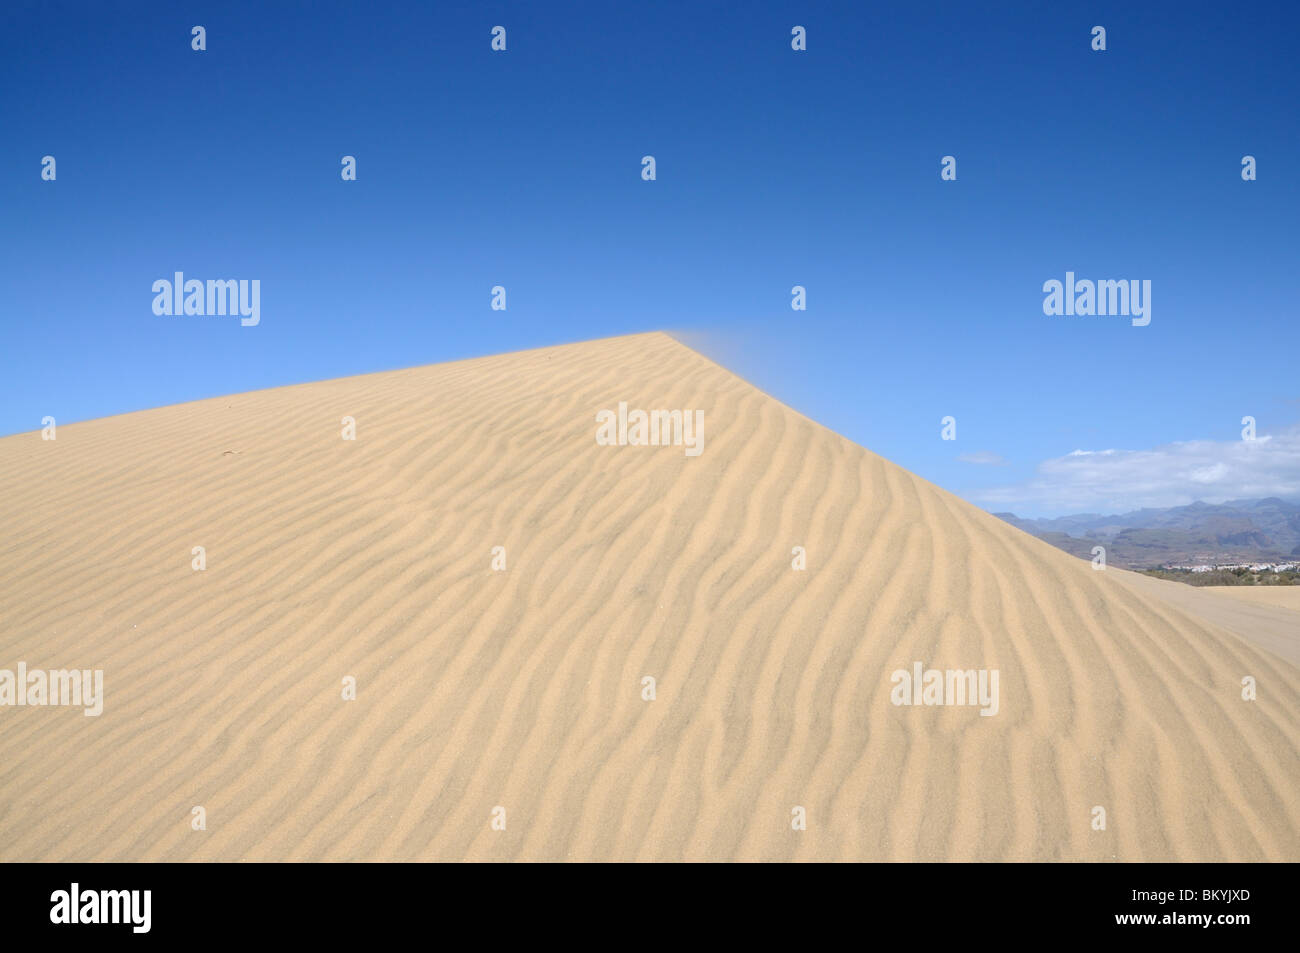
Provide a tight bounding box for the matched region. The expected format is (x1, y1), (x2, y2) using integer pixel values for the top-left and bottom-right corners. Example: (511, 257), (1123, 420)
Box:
(0, 332), (1296, 861)
(1107, 571), (1299, 667)
(1201, 586), (1300, 613)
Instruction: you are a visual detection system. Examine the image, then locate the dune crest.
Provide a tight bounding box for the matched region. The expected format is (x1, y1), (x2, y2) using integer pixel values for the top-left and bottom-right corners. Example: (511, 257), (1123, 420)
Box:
(1, 332), (1296, 861)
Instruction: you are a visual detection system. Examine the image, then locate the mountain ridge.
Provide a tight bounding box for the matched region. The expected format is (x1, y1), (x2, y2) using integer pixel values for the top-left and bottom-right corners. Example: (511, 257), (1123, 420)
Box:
(995, 497), (1300, 567)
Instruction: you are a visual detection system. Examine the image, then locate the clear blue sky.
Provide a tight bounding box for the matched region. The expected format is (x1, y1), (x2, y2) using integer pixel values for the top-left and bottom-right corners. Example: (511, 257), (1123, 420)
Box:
(3, 0), (1297, 516)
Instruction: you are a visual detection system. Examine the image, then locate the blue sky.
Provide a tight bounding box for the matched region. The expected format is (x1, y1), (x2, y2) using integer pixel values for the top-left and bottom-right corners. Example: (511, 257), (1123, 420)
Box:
(3, 0), (1297, 516)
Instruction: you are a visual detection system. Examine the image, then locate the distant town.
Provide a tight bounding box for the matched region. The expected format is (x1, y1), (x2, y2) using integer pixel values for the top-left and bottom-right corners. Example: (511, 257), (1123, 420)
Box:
(1138, 562), (1299, 588)
(1164, 562), (1297, 573)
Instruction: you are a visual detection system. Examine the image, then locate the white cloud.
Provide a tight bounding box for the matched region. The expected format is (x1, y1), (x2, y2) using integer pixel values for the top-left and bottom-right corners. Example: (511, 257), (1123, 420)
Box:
(972, 427), (1300, 516)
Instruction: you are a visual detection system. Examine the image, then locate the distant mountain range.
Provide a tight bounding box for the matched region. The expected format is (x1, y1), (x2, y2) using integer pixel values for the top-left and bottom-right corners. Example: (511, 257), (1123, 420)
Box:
(993, 498), (1300, 569)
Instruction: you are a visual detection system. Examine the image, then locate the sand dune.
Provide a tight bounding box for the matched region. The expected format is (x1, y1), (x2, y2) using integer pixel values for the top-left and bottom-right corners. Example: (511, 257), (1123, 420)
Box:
(1, 332), (1296, 861)
(1201, 586), (1300, 613)
(1106, 571), (1300, 667)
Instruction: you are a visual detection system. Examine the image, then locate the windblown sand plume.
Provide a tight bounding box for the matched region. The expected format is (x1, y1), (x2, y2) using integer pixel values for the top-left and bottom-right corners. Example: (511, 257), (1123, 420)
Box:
(0, 332), (1296, 861)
